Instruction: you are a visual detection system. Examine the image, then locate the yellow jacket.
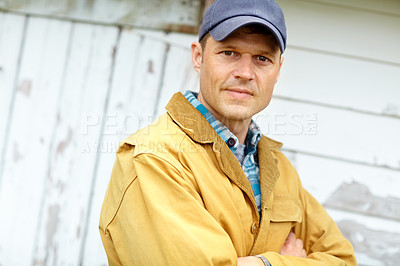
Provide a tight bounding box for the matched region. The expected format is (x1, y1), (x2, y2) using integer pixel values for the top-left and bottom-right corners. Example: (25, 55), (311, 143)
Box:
(99, 92), (356, 265)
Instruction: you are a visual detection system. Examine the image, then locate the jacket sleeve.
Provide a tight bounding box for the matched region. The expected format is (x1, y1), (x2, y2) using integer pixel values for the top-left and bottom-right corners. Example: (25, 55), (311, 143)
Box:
(99, 147), (238, 266)
(261, 186), (357, 265)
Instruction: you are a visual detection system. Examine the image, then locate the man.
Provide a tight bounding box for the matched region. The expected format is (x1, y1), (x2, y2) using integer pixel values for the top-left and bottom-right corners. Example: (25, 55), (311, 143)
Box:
(99, 0), (357, 265)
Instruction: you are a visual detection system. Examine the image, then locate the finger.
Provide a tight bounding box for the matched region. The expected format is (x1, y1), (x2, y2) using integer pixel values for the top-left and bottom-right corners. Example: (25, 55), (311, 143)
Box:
(301, 248), (307, 258)
(286, 232), (296, 243)
(295, 238), (304, 249)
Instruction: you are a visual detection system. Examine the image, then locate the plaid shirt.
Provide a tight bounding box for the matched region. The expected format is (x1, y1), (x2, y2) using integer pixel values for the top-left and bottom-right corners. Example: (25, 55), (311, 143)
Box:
(184, 91), (263, 213)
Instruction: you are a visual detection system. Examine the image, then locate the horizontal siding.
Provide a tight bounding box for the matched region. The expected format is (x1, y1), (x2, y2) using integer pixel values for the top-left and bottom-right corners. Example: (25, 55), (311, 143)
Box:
(277, 0), (400, 64)
(327, 208), (400, 266)
(255, 98), (400, 169)
(276, 48), (400, 117)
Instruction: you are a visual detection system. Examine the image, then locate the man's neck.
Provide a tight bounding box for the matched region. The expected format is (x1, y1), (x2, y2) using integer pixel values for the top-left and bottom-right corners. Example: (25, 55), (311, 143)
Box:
(217, 116), (251, 144)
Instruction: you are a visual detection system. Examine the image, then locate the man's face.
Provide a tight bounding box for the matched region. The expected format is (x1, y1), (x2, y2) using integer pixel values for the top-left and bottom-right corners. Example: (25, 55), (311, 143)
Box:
(192, 27), (283, 127)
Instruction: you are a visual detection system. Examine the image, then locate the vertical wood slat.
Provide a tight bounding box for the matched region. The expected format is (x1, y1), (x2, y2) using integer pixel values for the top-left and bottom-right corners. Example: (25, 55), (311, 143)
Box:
(82, 29), (170, 265)
(0, 13), (26, 185)
(32, 23), (119, 265)
(155, 45), (199, 118)
(0, 17), (72, 265)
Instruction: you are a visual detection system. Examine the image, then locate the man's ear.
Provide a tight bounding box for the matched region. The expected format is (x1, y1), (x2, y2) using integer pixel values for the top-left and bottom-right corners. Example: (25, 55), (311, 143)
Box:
(191, 41), (203, 73)
(275, 56), (284, 83)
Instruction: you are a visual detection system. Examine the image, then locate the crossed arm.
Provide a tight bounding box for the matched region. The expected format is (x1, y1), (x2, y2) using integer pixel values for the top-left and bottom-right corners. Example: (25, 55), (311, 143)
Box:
(100, 150), (356, 265)
(238, 232), (306, 265)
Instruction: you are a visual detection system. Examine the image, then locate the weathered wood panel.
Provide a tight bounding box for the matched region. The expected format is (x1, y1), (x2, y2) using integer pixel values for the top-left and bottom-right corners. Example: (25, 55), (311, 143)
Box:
(325, 181), (400, 222)
(276, 48), (400, 117)
(32, 23), (118, 265)
(277, 0), (400, 64)
(285, 152), (400, 204)
(282, 151), (400, 265)
(0, 0), (202, 34)
(255, 98), (400, 169)
(326, 208), (400, 266)
(82, 29), (169, 265)
(0, 13), (25, 184)
(0, 17), (72, 265)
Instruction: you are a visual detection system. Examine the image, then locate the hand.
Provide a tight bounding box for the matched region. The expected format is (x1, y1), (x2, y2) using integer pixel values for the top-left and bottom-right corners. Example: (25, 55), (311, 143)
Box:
(280, 232), (307, 258)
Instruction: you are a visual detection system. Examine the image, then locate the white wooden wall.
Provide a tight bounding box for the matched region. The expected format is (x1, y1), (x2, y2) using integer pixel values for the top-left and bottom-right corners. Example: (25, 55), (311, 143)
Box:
(0, 0), (399, 265)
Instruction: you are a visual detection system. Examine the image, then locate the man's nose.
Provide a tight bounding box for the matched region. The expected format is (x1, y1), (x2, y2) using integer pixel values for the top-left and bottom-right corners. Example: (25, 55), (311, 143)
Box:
(232, 55), (255, 81)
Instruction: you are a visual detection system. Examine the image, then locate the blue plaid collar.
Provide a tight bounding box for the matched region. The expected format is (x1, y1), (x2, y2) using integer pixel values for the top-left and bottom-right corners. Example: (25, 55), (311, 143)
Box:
(183, 91), (262, 154)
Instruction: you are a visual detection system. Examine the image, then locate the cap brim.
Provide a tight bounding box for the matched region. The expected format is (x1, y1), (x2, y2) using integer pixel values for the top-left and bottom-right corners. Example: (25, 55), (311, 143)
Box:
(209, 16), (285, 53)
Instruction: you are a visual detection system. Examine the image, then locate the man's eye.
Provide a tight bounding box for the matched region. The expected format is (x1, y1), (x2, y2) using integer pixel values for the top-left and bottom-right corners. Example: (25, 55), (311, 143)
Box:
(257, 56), (269, 62)
(223, 51), (234, 56)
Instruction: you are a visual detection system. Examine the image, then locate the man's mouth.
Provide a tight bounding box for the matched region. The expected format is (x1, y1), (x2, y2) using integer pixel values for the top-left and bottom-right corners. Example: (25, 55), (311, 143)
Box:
(225, 88), (253, 99)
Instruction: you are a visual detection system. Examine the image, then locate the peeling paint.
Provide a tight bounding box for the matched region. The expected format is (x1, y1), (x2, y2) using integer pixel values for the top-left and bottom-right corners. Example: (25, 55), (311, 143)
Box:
(148, 60), (154, 73)
(382, 103), (399, 117)
(45, 205), (60, 264)
(56, 112), (61, 124)
(17, 79), (32, 97)
(56, 128), (73, 156)
(13, 142), (23, 162)
(325, 181), (400, 221)
(337, 220), (400, 265)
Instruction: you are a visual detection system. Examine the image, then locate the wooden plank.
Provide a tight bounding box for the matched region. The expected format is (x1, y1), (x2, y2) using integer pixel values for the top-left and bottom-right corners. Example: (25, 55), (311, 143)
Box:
(284, 150), (400, 264)
(255, 98), (400, 169)
(325, 181), (400, 222)
(276, 0), (400, 64)
(0, 12), (25, 183)
(1, 0), (202, 34)
(276, 48), (400, 117)
(284, 152), (400, 205)
(0, 17), (71, 266)
(155, 44), (199, 118)
(31, 23), (119, 265)
(303, 0), (400, 16)
(82, 29), (169, 266)
(326, 208), (400, 266)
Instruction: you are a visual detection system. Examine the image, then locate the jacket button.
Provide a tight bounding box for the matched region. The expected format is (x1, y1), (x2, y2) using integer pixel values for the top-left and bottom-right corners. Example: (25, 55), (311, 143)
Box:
(251, 222), (258, 234)
(227, 137), (236, 147)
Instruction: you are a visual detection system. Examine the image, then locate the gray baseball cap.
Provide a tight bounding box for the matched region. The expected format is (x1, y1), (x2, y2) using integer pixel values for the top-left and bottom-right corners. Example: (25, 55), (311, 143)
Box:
(199, 0), (287, 52)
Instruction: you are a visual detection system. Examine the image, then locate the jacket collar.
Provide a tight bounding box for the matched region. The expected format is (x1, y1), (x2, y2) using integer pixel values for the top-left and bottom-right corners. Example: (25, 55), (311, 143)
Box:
(166, 92), (281, 212)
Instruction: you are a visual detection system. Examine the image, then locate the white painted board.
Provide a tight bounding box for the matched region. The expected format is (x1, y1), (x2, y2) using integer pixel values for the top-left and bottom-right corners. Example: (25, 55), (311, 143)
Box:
(255, 98), (400, 169)
(276, 48), (400, 117)
(326, 208), (400, 266)
(32, 23), (118, 265)
(277, 0), (400, 64)
(0, 17), (71, 266)
(0, 13), (25, 183)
